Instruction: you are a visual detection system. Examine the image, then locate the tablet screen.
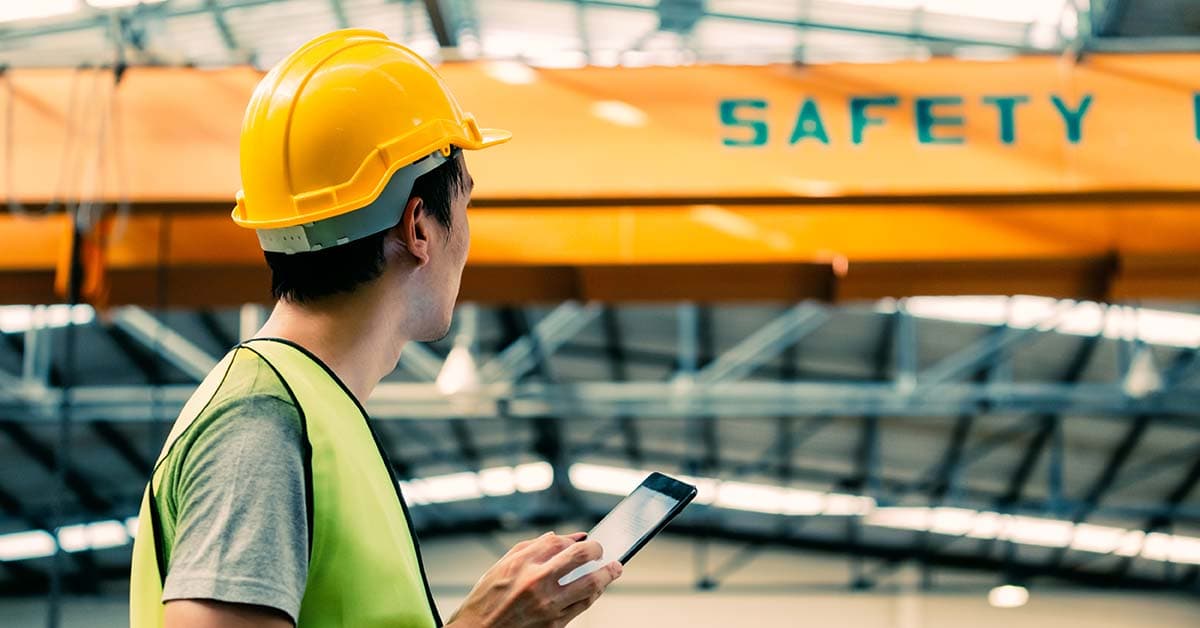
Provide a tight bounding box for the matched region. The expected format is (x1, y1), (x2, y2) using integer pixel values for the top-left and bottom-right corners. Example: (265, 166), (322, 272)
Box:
(558, 486), (680, 585)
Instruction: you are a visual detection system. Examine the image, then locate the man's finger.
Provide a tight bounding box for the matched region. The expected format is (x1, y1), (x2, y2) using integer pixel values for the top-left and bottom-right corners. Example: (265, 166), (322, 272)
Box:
(557, 562), (620, 617)
(504, 532), (550, 558)
(546, 539), (604, 578)
(564, 559), (619, 595)
(524, 533), (578, 562)
(557, 595), (596, 626)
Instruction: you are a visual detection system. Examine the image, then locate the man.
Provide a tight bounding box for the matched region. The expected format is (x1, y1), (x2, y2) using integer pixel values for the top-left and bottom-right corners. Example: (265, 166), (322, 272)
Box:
(129, 29), (622, 627)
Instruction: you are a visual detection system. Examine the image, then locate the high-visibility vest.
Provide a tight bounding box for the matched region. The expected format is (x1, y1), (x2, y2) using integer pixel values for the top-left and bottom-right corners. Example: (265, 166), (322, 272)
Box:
(130, 338), (442, 627)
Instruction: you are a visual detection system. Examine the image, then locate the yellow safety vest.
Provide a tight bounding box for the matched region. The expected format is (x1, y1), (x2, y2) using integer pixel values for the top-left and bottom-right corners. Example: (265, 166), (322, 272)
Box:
(130, 338), (441, 627)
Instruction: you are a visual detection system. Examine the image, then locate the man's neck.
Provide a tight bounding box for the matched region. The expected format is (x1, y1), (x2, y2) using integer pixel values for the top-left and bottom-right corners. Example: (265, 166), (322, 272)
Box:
(255, 291), (409, 404)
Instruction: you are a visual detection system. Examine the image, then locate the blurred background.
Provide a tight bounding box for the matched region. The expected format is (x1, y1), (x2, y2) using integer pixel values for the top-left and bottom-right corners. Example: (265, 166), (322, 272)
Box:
(2, 0), (1200, 626)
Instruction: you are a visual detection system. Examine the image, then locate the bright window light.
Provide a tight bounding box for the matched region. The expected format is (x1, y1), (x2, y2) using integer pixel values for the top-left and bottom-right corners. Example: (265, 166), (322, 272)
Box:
(398, 480), (428, 506)
(0, 530), (56, 561)
(569, 463), (645, 496)
(399, 462), (554, 505)
(57, 520), (129, 552)
(1070, 523), (1130, 554)
(715, 481), (786, 514)
(863, 506), (930, 531)
(864, 505), (1200, 566)
(965, 511), (1005, 540)
(891, 296), (1200, 349)
(513, 462), (554, 493)
(1165, 534), (1200, 565)
(0, 0), (78, 23)
(988, 584), (1029, 609)
(0, 305), (95, 334)
(0, 464), (561, 564)
(1006, 516), (1074, 548)
(412, 472), (484, 504)
(1137, 532), (1173, 562)
(1115, 530), (1146, 557)
(478, 466), (517, 497)
(822, 493), (877, 516)
(782, 489), (825, 516)
(929, 507), (976, 536)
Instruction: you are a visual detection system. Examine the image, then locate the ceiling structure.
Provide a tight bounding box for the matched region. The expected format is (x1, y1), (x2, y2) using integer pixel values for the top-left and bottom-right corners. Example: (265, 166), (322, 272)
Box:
(0, 299), (1198, 597)
(1, 0), (1098, 70)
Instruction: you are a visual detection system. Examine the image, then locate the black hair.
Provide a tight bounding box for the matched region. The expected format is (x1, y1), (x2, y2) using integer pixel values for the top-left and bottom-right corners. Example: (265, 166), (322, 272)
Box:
(265, 153), (466, 303)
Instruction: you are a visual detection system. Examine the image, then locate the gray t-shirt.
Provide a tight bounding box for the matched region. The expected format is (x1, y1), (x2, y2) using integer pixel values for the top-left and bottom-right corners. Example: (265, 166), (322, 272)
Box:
(157, 348), (308, 624)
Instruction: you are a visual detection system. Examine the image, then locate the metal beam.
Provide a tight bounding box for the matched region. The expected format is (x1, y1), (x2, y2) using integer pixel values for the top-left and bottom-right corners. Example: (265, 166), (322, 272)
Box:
(89, 420), (153, 476)
(1071, 415), (1153, 523)
(1162, 347), (1200, 392)
(893, 305), (918, 391)
(580, 0), (1053, 53)
(898, 333), (1102, 508)
(110, 307), (217, 381)
(103, 323), (166, 384)
(977, 334), (1102, 558)
(1086, 36), (1200, 53)
(328, 0), (350, 29)
(915, 301), (1078, 390)
(1041, 414), (1152, 570)
(196, 310), (237, 352)
(929, 414), (975, 501)
(695, 304), (827, 384)
(847, 414), (880, 589)
(448, 418), (480, 470)
(601, 307), (641, 465)
(1110, 451), (1200, 578)
(6, 380), (1200, 422)
(397, 342), (445, 381)
(0, 420), (112, 514)
(203, 0), (239, 53)
(479, 302), (600, 384)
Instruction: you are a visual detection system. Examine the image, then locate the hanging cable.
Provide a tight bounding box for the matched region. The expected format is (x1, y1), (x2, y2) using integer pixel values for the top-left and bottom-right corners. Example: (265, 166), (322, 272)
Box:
(4, 65), (86, 217)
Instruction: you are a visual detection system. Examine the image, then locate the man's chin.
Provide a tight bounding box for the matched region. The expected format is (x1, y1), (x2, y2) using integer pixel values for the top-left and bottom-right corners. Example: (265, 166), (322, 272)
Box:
(415, 321), (453, 344)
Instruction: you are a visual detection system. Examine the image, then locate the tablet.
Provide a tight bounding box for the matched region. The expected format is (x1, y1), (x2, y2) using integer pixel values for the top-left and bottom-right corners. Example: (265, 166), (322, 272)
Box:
(558, 471), (697, 586)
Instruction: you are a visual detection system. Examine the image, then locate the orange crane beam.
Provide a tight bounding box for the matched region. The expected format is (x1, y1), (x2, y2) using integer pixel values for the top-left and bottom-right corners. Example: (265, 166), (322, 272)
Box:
(2, 200), (1197, 305)
(2, 57), (1199, 303)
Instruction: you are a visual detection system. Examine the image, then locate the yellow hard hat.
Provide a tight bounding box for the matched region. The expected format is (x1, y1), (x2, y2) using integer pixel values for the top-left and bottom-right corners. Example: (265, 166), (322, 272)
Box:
(232, 29), (510, 253)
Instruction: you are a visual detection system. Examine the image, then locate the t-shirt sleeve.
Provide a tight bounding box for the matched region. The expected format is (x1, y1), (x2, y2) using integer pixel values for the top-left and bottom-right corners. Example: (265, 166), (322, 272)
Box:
(161, 393), (309, 624)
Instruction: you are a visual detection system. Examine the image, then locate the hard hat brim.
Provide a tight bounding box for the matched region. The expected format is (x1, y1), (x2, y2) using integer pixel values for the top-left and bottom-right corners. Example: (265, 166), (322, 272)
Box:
(469, 128), (512, 149)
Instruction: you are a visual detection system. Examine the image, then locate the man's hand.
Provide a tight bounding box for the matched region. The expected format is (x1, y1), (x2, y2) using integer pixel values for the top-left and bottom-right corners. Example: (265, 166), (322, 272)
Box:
(448, 532), (623, 628)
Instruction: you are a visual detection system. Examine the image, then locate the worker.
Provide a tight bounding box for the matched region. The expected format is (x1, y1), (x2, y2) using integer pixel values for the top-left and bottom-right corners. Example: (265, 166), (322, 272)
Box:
(129, 29), (622, 628)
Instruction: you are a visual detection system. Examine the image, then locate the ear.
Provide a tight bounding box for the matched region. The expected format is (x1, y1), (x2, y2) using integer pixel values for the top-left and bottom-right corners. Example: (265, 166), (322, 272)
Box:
(392, 196), (431, 267)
